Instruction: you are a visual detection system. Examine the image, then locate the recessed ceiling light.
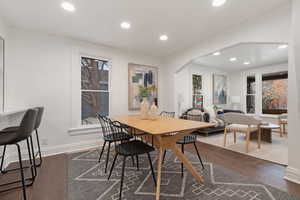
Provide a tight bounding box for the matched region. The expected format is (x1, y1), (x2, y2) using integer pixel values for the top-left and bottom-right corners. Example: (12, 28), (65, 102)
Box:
(243, 61), (250, 65)
(212, 0), (227, 7)
(230, 57), (237, 62)
(120, 22), (131, 29)
(213, 52), (221, 56)
(160, 35), (168, 41)
(61, 1), (75, 12)
(278, 44), (288, 49)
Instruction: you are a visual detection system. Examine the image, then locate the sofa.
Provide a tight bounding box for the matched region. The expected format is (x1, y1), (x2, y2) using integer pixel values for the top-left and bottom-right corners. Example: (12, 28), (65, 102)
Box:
(180, 107), (244, 136)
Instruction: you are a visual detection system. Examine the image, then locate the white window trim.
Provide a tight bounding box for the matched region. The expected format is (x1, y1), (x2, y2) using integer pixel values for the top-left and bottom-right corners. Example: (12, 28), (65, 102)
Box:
(69, 48), (112, 135)
(242, 64), (288, 117)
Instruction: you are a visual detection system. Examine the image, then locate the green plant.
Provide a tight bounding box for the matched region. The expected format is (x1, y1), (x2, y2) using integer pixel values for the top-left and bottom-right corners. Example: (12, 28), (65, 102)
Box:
(138, 85), (155, 98)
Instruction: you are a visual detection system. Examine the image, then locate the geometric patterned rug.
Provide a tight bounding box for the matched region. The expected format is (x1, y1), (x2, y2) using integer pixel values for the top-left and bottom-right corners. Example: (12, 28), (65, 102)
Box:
(68, 147), (298, 200)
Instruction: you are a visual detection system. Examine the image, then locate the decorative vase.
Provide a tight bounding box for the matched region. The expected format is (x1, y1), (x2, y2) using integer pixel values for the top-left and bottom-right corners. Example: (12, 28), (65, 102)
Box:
(140, 97), (149, 119)
(149, 103), (158, 120)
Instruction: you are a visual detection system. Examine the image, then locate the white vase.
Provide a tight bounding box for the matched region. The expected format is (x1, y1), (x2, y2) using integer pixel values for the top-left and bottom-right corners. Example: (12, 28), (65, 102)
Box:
(149, 103), (158, 120)
(140, 97), (149, 119)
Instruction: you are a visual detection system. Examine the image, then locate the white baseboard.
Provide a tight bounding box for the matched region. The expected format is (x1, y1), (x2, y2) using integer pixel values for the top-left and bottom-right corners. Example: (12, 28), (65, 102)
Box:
(3, 139), (103, 167)
(284, 166), (300, 184)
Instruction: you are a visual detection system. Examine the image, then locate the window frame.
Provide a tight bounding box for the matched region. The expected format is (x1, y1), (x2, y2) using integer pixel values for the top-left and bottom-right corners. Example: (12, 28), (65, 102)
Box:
(246, 75), (256, 114)
(191, 74), (204, 109)
(80, 55), (111, 125)
(242, 66), (288, 117)
(261, 71), (288, 115)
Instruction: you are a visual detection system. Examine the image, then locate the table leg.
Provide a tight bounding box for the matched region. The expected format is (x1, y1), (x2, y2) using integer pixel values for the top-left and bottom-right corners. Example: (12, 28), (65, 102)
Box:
(169, 143), (204, 184)
(156, 147), (164, 200)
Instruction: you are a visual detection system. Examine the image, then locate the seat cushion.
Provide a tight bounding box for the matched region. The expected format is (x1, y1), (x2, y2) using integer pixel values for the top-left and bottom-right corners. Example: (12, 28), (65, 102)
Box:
(176, 134), (196, 144)
(0, 127), (21, 145)
(104, 132), (133, 142)
(116, 140), (155, 156)
(226, 124), (258, 132)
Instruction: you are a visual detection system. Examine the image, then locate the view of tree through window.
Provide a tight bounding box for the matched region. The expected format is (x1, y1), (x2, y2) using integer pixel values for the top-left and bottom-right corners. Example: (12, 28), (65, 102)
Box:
(81, 57), (110, 125)
(262, 71), (288, 114)
(192, 74), (204, 109)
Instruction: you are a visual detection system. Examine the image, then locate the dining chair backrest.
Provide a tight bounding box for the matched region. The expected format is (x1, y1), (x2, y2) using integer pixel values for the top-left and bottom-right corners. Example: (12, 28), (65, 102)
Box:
(34, 107), (44, 130)
(223, 113), (261, 125)
(97, 115), (113, 137)
(160, 111), (175, 118)
(19, 109), (38, 140)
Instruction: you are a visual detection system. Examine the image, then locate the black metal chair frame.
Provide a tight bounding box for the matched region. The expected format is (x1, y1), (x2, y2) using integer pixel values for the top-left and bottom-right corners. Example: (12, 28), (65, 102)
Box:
(106, 120), (156, 200)
(160, 111), (205, 177)
(0, 109), (38, 200)
(97, 114), (133, 173)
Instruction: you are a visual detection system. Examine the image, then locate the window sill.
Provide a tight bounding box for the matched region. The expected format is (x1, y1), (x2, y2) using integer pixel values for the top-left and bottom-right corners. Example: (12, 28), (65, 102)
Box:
(260, 114), (280, 119)
(68, 125), (101, 136)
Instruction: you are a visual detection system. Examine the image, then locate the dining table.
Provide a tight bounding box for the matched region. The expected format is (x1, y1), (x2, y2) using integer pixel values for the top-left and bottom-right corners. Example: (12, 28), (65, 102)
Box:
(112, 114), (215, 200)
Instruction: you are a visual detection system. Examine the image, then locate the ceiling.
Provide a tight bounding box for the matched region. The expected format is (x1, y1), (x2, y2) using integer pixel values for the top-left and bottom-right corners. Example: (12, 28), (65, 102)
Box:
(0, 0), (289, 57)
(193, 43), (288, 70)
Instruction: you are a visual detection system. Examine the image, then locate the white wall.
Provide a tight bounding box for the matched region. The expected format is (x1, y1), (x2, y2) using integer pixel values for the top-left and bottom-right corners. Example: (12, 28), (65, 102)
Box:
(163, 4), (291, 112)
(285, 0), (300, 184)
(175, 63), (229, 115)
(4, 27), (166, 157)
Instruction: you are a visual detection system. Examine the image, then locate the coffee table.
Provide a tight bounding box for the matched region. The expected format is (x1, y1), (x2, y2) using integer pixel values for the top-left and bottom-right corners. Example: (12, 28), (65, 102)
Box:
(250, 123), (280, 143)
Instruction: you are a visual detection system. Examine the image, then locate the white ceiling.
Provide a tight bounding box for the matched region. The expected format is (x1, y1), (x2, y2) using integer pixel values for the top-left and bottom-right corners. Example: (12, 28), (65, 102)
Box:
(193, 43), (288, 70)
(0, 0), (289, 57)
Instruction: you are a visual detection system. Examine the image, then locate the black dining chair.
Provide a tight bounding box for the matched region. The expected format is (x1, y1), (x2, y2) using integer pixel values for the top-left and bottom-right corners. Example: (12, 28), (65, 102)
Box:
(97, 114), (133, 173)
(160, 111), (175, 118)
(0, 109), (38, 200)
(161, 111), (205, 177)
(107, 119), (156, 200)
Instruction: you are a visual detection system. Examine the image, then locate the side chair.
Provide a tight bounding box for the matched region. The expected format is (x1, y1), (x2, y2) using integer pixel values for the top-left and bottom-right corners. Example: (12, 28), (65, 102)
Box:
(107, 119), (156, 200)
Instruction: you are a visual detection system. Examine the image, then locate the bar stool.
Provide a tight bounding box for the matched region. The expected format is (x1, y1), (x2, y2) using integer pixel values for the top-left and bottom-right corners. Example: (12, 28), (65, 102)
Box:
(32, 107), (44, 167)
(0, 109), (38, 200)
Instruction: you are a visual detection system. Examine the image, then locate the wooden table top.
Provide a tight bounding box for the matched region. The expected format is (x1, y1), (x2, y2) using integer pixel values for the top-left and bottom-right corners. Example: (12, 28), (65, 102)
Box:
(111, 114), (215, 135)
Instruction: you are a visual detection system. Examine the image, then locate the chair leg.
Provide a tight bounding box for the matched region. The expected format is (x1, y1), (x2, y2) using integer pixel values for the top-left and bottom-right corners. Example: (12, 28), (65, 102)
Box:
(162, 150), (167, 164)
(136, 155), (139, 171)
(246, 131), (250, 153)
(258, 127), (261, 149)
(224, 128), (227, 147)
(107, 153), (118, 180)
(147, 153), (156, 186)
(35, 129), (43, 167)
(29, 136), (37, 177)
(98, 141), (107, 162)
(26, 138), (35, 184)
(181, 144), (184, 177)
(193, 143), (205, 170)
(119, 156), (127, 200)
(233, 130), (237, 144)
(0, 145), (6, 173)
(16, 143), (27, 200)
(105, 142), (111, 173)
(279, 124), (283, 137)
(131, 156), (135, 167)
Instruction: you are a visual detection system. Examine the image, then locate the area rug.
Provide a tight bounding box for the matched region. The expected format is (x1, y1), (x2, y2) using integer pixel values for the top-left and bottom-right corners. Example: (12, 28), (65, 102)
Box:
(68, 148), (297, 200)
(198, 131), (288, 165)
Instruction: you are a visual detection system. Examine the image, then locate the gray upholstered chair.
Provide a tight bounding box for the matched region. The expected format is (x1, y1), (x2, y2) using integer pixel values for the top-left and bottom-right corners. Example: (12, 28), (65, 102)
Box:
(223, 113), (262, 153)
(278, 114), (288, 137)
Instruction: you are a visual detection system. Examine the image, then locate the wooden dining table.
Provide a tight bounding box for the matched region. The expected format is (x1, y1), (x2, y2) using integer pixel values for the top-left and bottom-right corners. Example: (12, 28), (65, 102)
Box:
(112, 114), (215, 200)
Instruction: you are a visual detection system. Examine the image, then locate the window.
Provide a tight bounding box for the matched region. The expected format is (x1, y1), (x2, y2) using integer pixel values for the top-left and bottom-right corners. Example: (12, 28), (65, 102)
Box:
(246, 75), (255, 114)
(192, 74), (204, 109)
(262, 71), (288, 114)
(81, 57), (110, 125)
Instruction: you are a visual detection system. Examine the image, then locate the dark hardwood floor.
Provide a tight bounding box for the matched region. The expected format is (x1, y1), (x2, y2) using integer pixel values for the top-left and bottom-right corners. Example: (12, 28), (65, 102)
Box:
(0, 142), (299, 200)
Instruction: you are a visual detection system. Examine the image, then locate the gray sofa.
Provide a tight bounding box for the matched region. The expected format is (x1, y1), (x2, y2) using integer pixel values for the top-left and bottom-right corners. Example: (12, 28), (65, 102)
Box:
(180, 108), (244, 136)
